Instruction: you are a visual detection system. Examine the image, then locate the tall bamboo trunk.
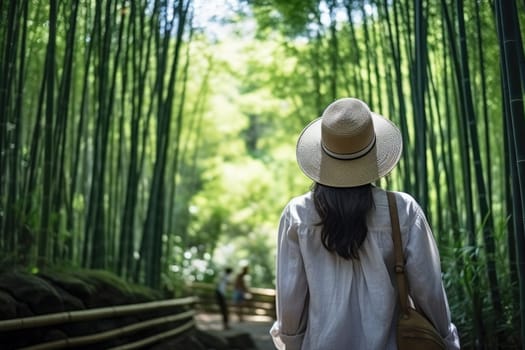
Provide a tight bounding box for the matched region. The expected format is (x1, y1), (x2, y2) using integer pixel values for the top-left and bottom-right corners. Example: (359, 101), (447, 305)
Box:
(495, 1), (525, 347)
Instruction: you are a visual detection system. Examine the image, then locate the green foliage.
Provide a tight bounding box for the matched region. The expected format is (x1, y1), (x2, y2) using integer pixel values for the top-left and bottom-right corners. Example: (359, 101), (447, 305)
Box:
(1, 0), (524, 346)
(242, 0), (321, 38)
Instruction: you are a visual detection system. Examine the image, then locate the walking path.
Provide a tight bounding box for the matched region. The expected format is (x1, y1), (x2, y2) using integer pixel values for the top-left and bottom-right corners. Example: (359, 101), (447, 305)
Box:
(195, 313), (275, 350)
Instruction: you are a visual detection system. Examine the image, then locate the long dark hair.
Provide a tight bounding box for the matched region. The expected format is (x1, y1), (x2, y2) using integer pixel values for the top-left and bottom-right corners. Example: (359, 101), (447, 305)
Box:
(313, 183), (374, 259)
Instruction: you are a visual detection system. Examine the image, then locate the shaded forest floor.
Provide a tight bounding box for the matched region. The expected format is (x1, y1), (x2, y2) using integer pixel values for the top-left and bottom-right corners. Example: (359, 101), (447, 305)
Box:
(195, 312), (275, 350)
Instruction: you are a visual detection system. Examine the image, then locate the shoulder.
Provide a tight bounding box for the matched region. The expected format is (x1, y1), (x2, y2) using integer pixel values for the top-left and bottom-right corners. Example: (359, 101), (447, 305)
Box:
(371, 187), (427, 227)
(280, 191), (317, 223)
(374, 187), (422, 211)
(393, 191), (426, 218)
(287, 191), (313, 207)
(281, 191), (312, 214)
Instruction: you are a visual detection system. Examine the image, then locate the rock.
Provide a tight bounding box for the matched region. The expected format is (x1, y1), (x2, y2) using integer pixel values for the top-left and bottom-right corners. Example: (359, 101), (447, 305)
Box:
(0, 290), (19, 320)
(198, 328), (259, 350)
(224, 330), (258, 350)
(0, 270), (64, 316)
(38, 270), (94, 304)
(149, 331), (208, 350)
(0, 269), (262, 350)
(193, 329), (231, 349)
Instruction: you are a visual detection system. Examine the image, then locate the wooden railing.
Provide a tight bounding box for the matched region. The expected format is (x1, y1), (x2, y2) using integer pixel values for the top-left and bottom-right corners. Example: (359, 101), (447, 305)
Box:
(0, 297), (197, 349)
(0, 284), (276, 349)
(188, 282), (276, 320)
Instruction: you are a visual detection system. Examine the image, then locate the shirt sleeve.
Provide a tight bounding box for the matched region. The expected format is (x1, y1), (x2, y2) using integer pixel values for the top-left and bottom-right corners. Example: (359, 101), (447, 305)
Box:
(404, 205), (461, 350)
(270, 204), (308, 350)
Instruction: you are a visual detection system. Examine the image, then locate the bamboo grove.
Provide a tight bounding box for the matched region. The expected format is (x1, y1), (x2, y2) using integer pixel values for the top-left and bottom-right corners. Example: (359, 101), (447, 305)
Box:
(0, 0), (197, 288)
(1, 0), (525, 349)
(245, 0), (525, 347)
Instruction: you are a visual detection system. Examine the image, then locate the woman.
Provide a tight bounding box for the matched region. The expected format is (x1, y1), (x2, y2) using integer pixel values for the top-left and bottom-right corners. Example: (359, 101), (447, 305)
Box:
(233, 265), (249, 322)
(270, 98), (460, 349)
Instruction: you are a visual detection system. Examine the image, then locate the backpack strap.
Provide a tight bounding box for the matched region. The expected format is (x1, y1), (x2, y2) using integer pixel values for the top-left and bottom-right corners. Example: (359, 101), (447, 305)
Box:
(386, 191), (410, 317)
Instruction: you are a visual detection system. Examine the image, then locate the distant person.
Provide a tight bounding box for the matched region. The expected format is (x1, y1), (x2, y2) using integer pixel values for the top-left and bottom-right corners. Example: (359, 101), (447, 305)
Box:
(270, 98), (460, 349)
(215, 267), (233, 330)
(232, 265), (249, 322)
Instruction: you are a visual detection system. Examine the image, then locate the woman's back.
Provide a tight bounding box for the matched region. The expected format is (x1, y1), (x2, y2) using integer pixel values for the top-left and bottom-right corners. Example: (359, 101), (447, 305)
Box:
(270, 97), (459, 350)
(272, 187), (457, 349)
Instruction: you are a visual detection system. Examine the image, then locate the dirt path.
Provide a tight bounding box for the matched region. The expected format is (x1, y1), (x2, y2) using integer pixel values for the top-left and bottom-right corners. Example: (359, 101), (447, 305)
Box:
(195, 313), (275, 350)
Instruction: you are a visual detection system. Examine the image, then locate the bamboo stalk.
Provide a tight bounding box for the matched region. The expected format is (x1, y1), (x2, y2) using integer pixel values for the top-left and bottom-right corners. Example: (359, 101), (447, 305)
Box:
(18, 311), (195, 350)
(0, 297), (197, 331)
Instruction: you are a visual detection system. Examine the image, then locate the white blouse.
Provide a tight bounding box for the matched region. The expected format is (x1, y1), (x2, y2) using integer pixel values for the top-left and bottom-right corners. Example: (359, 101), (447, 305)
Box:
(270, 187), (460, 350)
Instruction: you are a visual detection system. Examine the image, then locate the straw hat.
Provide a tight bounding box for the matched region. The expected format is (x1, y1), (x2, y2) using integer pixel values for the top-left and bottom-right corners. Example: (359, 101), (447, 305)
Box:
(296, 97), (402, 187)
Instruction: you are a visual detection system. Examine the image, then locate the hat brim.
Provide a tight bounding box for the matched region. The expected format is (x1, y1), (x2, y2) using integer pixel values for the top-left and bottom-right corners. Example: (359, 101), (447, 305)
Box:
(296, 112), (402, 187)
